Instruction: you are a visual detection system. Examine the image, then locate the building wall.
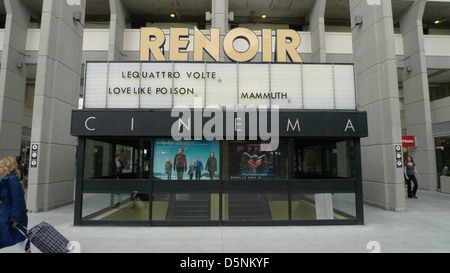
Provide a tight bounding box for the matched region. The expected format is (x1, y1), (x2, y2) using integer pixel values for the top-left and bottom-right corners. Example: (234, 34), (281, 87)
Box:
(0, 0), (449, 212)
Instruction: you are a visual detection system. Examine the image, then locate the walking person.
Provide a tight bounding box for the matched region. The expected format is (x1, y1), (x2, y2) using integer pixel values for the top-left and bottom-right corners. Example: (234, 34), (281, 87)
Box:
(188, 162), (194, 180)
(205, 152), (217, 180)
(115, 154), (123, 176)
(0, 156), (30, 253)
(165, 158), (173, 180)
(194, 157), (203, 180)
(173, 147), (187, 180)
(404, 156), (419, 199)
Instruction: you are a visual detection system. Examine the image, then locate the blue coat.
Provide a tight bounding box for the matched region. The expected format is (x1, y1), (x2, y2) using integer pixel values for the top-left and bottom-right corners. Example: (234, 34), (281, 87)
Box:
(193, 161), (203, 172)
(0, 172), (28, 249)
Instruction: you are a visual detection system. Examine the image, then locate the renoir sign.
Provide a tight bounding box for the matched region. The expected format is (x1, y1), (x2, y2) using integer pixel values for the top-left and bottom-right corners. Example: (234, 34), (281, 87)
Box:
(140, 27), (303, 63)
(83, 62), (356, 110)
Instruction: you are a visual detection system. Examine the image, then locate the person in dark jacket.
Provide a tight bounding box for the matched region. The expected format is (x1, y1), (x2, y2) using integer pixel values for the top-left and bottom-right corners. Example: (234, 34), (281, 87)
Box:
(174, 147), (187, 180)
(0, 156), (30, 253)
(205, 152), (218, 180)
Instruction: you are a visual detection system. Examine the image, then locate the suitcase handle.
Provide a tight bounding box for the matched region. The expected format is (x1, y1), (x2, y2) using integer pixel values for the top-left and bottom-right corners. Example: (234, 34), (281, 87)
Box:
(11, 223), (31, 252)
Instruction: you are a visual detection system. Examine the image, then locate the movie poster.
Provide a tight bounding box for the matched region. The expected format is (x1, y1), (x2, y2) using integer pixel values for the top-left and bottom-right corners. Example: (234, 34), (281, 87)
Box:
(228, 141), (286, 180)
(153, 139), (220, 180)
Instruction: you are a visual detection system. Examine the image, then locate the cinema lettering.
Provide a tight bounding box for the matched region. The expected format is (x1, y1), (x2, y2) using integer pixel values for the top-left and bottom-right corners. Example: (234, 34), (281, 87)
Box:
(71, 27), (368, 226)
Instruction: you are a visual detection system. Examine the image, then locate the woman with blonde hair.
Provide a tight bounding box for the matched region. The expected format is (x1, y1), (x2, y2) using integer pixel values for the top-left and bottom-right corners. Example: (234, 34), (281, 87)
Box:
(0, 156), (30, 252)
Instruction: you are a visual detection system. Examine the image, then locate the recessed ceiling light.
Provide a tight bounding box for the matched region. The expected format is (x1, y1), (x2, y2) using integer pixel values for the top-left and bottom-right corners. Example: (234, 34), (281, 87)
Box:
(435, 17), (448, 24)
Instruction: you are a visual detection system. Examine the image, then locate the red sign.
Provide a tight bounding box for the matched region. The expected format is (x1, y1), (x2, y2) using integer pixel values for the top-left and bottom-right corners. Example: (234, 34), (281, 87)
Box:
(402, 136), (415, 147)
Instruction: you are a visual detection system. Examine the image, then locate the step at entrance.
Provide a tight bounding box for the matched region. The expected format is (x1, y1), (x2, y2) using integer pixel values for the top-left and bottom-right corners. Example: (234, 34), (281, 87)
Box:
(166, 194), (211, 221)
(228, 194), (272, 221)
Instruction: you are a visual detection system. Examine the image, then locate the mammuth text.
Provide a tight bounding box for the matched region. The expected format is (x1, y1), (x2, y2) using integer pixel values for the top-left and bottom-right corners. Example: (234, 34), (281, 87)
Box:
(241, 92), (287, 100)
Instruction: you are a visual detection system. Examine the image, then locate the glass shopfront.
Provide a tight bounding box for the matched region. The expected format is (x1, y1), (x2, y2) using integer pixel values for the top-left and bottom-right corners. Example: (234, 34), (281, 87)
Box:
(74, 132), (364, 226)
(72, 61), (367, 226)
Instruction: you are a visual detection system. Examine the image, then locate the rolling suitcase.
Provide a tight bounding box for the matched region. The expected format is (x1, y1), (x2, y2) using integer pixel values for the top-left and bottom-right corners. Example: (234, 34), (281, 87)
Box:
(13, 221), (70, 253)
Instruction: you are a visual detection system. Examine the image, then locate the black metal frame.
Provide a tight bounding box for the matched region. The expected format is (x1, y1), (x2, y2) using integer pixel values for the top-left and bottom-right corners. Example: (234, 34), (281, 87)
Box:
(74, 136), (364, 226)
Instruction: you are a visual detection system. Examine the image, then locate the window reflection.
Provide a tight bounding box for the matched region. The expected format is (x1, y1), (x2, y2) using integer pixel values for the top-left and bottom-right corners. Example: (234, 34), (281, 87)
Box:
(293, 139), (354, 179)
(291, 193), (356, 220)
(82, 193), (149, 221)
(79, 137), (359, 224)
(84, 138), (151, 179)
(224, 140), (288, 180)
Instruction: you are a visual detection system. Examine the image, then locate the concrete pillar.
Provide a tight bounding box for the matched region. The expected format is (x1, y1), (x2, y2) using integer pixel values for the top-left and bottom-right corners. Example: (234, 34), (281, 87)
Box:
(350, 0), (405, 211)
(211, 0), (229, 62)
(211, 0), (229, 35)
(400, 1), (437, 191)
(0, 0), (30, 160)
(108, 0), (129, 61)
(309, 0), (327, 63)
(27, 0), (86, 211)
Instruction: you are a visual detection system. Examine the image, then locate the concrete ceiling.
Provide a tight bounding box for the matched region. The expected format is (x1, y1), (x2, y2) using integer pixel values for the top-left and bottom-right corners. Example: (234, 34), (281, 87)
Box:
(229, 0), (316, 24)
(0, 0), (449, 27)
(428, 69), (450, 85)
(397, 68), (450, 87)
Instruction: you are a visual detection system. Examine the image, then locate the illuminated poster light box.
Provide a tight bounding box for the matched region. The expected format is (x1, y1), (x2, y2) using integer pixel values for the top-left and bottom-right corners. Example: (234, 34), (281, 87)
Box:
(83, 62), (356, 110)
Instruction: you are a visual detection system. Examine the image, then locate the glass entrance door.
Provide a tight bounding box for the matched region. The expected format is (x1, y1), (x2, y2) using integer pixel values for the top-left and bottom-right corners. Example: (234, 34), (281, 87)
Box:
(79, 138), (152, 224)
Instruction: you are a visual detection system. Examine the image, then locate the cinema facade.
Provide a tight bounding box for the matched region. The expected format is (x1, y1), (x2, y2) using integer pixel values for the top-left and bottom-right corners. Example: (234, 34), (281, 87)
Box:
(68, 20), (369, 226)
(2, 0), (449, 226)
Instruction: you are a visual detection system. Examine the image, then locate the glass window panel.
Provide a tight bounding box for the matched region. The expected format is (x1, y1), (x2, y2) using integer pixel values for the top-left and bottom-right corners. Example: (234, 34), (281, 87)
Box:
(153, 139), (220, 180)
(84, 139), (115, 179)
(334, 65), (356, 110)
(84, 63), (107, 109)
(291, 193), (356, 220)
(238, 63), (270, 106)
(303, 145), (323, 177)
(84, 138), (142, 179)
(270, 64), (302, 109)
(205, 63), (238, 106)
(293, 139), (354, 179)
(107, 62), (140, 108)
(115, 144), (134, 175)
(173, 63), (207, 108)
(152, 193), (219, 221)
(303, 64), (334, 109)
(435, 136), (450, 174)
(332, 193), (356, 218)
(224, 140), (288, 180)
(222, 193), (288, 221)
(139, 62), (174, 108)
(82, 193), (149, 221)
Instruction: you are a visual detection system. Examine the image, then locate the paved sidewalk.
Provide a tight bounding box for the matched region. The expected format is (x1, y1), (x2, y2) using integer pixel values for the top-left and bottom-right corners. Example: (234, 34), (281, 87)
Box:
(1, 189), (449, 253)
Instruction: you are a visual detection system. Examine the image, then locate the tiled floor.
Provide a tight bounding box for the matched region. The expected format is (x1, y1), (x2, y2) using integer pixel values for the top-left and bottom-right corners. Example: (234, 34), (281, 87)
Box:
(1, 189), (449, 253)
